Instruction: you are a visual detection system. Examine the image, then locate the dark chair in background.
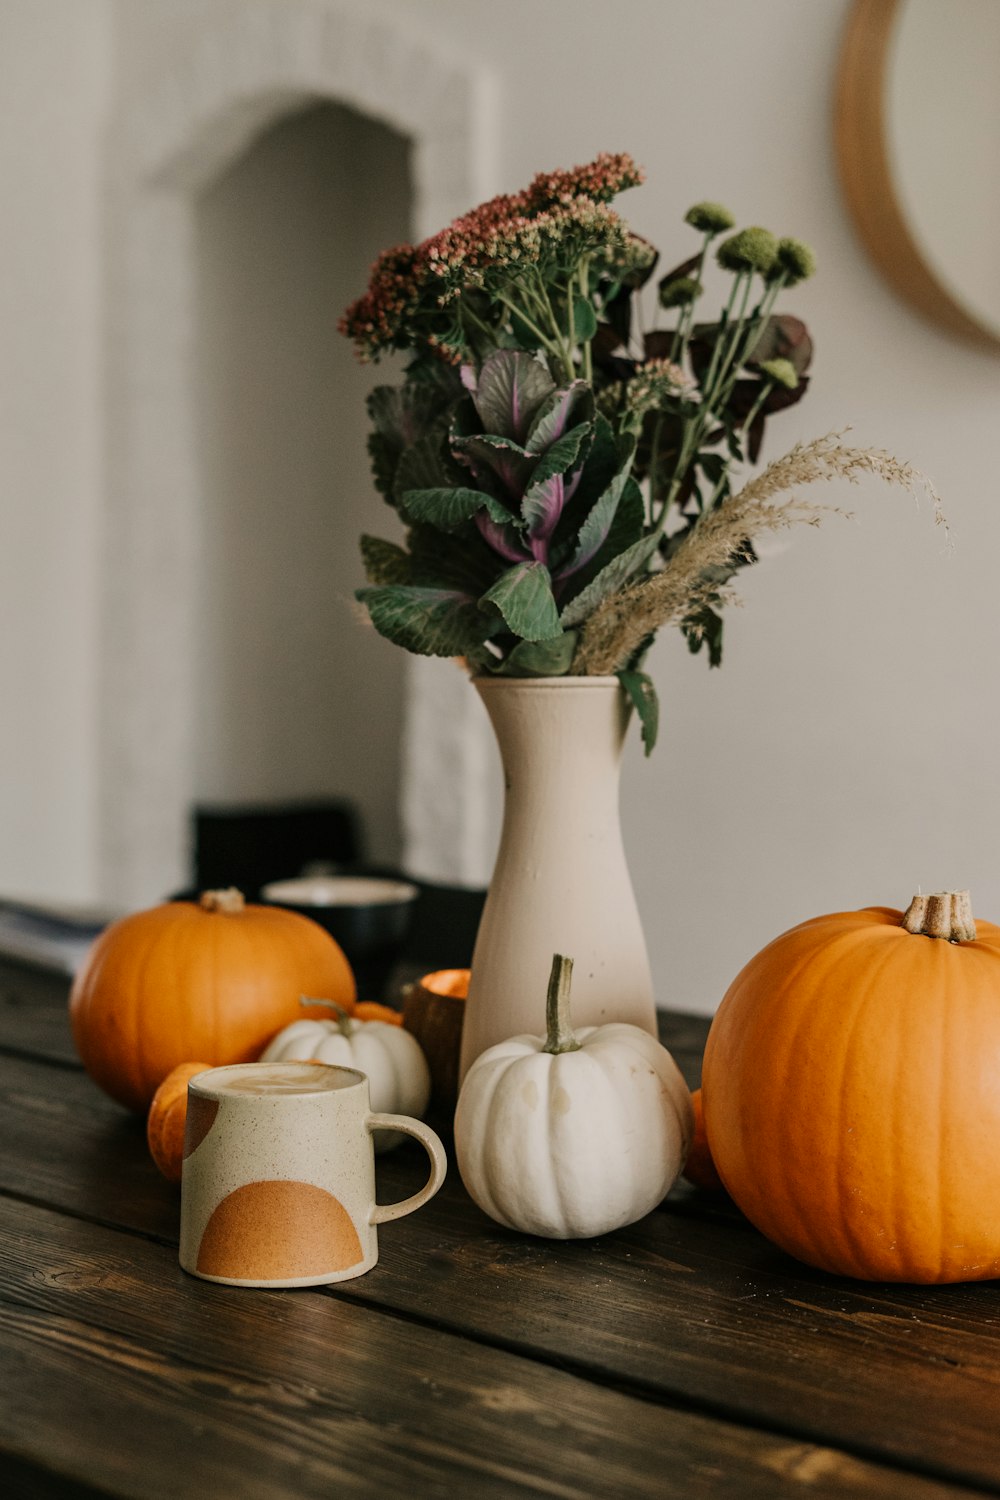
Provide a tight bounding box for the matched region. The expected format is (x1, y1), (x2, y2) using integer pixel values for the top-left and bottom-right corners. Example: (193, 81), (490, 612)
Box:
(193, 799), (362, 899)
(189, 799), (486, 988)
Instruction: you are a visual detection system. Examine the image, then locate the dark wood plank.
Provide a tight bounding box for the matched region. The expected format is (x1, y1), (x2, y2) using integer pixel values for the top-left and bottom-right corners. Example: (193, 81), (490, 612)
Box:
(0, 957), (80, 1065)
(2, 1050), (1000, 1495)
(2, 1197), (960, 1500)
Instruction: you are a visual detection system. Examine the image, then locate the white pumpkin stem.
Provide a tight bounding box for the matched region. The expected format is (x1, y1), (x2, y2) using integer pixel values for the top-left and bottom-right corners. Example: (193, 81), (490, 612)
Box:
(544, 955), (581, 1055)
(300, 995), (354, 1035)
(199, 888), (245, 914)
(901, 890), (977, 943)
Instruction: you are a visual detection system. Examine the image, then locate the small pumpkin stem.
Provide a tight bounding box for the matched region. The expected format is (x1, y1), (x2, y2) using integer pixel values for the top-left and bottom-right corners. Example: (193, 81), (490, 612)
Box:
(901, 890), (977, 943)
(199, 888), (245, 914)
(543, 955), (581, 1055)
(300, 995), (354, 1035)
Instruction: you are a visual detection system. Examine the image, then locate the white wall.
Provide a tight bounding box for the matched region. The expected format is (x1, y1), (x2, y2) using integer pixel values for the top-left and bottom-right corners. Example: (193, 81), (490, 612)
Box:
(3, 0), (999, 1018)
(0, 0), (110, 904)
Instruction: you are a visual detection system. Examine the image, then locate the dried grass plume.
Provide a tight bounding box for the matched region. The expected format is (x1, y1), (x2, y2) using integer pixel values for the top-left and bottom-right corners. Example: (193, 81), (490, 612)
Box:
(570, 431), (943, 676)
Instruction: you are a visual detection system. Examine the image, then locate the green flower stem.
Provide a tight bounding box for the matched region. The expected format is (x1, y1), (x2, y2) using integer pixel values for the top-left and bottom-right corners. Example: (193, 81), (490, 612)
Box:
(650, 412), (702, 538)
(648, 271), (763, 542)
(654, 267), (790, 540)
(526, 267), (577, 380)
(701, 469), (730, 514)
(652, 288), (747, 527)
(648, 413), (665, 510)
(460, 299), (499, 351)
(741, 377), (777, 440)
(699, 271), (744, 409)
(710, 273), (754, 399)
(649, 264), (790, 545)
(672, 229), (714, 362)
(714, 272), (787, 412)
(736, 278), (784, 369)
(496, 293), (568, 374)
(579, 258), (593, 382)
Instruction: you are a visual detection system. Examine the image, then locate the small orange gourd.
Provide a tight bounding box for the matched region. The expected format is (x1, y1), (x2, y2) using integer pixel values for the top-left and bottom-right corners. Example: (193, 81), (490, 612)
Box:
(703, 890), (1000, 1283)
(147, 1062), (210, 1184)
(682, 1089), (724, 1192)
(353, 1001), (404, 1025)
(70, 889), (355, 1112)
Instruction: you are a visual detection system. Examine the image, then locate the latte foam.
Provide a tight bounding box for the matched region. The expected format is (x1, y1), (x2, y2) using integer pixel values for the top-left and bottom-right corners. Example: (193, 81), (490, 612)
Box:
(197, 1063), (358, 1097)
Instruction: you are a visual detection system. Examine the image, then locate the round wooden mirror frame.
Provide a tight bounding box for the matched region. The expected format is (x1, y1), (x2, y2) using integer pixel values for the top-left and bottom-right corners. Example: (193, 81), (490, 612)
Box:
(835, 0), (1000, 353)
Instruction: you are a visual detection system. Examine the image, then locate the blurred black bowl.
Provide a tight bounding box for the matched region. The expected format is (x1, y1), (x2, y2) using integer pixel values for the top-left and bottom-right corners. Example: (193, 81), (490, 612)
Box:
(260, 874), (419, 1002)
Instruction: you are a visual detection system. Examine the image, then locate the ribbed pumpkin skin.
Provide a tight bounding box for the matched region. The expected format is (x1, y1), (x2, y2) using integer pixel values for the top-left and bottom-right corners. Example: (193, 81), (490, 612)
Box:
(70, 901), (356, 1113)
(702, 906), (1000, 1283)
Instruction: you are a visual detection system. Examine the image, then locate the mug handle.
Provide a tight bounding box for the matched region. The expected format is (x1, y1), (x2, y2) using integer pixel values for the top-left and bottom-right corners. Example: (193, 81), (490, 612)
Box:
(366, 1113), (448, 1225)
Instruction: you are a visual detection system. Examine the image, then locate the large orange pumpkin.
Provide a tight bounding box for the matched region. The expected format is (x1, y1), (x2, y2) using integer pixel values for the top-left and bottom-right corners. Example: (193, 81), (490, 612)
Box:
(70, 889), (355, 1112)
(702, 890), (1000, 1283)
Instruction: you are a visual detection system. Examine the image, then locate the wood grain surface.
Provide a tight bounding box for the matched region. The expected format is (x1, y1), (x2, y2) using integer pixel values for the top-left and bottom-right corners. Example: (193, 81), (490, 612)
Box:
(1, 957), (998, 1498)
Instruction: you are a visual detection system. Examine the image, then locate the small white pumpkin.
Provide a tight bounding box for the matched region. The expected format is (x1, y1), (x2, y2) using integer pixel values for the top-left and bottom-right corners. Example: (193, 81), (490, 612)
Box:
(454, 954), (693, 1238)
(260, 999), (431, 1152)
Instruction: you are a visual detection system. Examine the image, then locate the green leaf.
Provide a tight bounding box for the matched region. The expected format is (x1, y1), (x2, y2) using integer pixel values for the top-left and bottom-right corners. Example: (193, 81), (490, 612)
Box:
(358, 585), (498, 658)
(618, 670), (659, 755)
(558, 414), (623, 520)
(491, 631), (579, 677)
(403, 486), (515, 533)
(509, 309), (545, 351)
(478, 562), (561, 641)
(367, 431), (398, 499)
(697, 451), (727, 483)
(571, 296), (598, 342)
(525, 382), (594, 454)
(473, 350), (555, 443)
(392, 433), (452, 513)
(558, 533), (659, 629)
(407, 524), (505, 594)
(552, 473), (644, 582)
(524, 423), (590, 494)
(452, 433), (536, 497)
(564, 469), (629, 573)
(360, 535), (413, 586)
(366, 381), (460, 501)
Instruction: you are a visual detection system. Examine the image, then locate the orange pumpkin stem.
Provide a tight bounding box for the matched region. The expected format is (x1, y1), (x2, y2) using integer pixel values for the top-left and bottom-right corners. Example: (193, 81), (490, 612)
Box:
(901, 890), (977, 944)
(199, 888), (245, 914)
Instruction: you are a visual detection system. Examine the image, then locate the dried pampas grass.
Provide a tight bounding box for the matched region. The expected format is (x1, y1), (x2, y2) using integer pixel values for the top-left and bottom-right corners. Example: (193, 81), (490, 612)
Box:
(570, 431), (943, 677)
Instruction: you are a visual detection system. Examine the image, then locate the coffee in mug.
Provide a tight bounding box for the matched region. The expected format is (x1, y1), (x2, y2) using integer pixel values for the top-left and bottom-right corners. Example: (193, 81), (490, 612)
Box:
(179, 1061), (447, 1287)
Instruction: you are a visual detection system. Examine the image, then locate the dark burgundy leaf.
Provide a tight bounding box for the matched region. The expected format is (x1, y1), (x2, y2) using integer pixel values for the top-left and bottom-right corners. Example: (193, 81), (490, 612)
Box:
(745, 314), (813, 375)
(643, 330), (677, 362)
(656, 253), (701, 297)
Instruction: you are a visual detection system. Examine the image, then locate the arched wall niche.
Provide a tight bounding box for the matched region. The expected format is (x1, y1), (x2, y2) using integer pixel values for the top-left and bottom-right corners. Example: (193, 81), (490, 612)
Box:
(100, 1), (498, 907)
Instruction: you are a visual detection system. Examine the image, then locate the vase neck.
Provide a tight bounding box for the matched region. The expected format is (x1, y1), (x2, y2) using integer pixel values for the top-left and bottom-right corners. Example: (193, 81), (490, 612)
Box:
(476, 678), (629, 809)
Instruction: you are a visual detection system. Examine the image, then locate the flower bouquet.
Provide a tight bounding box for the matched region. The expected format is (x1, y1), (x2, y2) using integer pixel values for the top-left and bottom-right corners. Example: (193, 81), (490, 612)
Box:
(342, 152), (934, 751)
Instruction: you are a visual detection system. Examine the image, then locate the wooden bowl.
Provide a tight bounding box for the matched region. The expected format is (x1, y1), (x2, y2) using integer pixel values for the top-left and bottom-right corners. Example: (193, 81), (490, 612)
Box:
(402, 969), (468, 1112)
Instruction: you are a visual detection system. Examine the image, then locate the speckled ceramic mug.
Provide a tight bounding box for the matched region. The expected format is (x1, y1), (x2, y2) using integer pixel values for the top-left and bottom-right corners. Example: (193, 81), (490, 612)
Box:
(178, 1061), (447, 1288)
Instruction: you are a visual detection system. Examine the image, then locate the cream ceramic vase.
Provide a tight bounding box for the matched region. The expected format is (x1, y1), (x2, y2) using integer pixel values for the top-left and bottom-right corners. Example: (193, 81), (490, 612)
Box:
(459, 676), (658, 1078)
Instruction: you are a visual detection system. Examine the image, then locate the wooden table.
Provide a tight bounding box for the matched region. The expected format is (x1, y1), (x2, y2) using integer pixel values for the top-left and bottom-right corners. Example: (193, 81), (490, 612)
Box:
(3, 958), (1000, 1499)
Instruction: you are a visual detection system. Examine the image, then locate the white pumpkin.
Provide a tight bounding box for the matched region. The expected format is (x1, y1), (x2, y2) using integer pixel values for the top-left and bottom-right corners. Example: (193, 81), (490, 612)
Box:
(454, 955), (693, 1238)
(260, 1001), (431, 1152)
